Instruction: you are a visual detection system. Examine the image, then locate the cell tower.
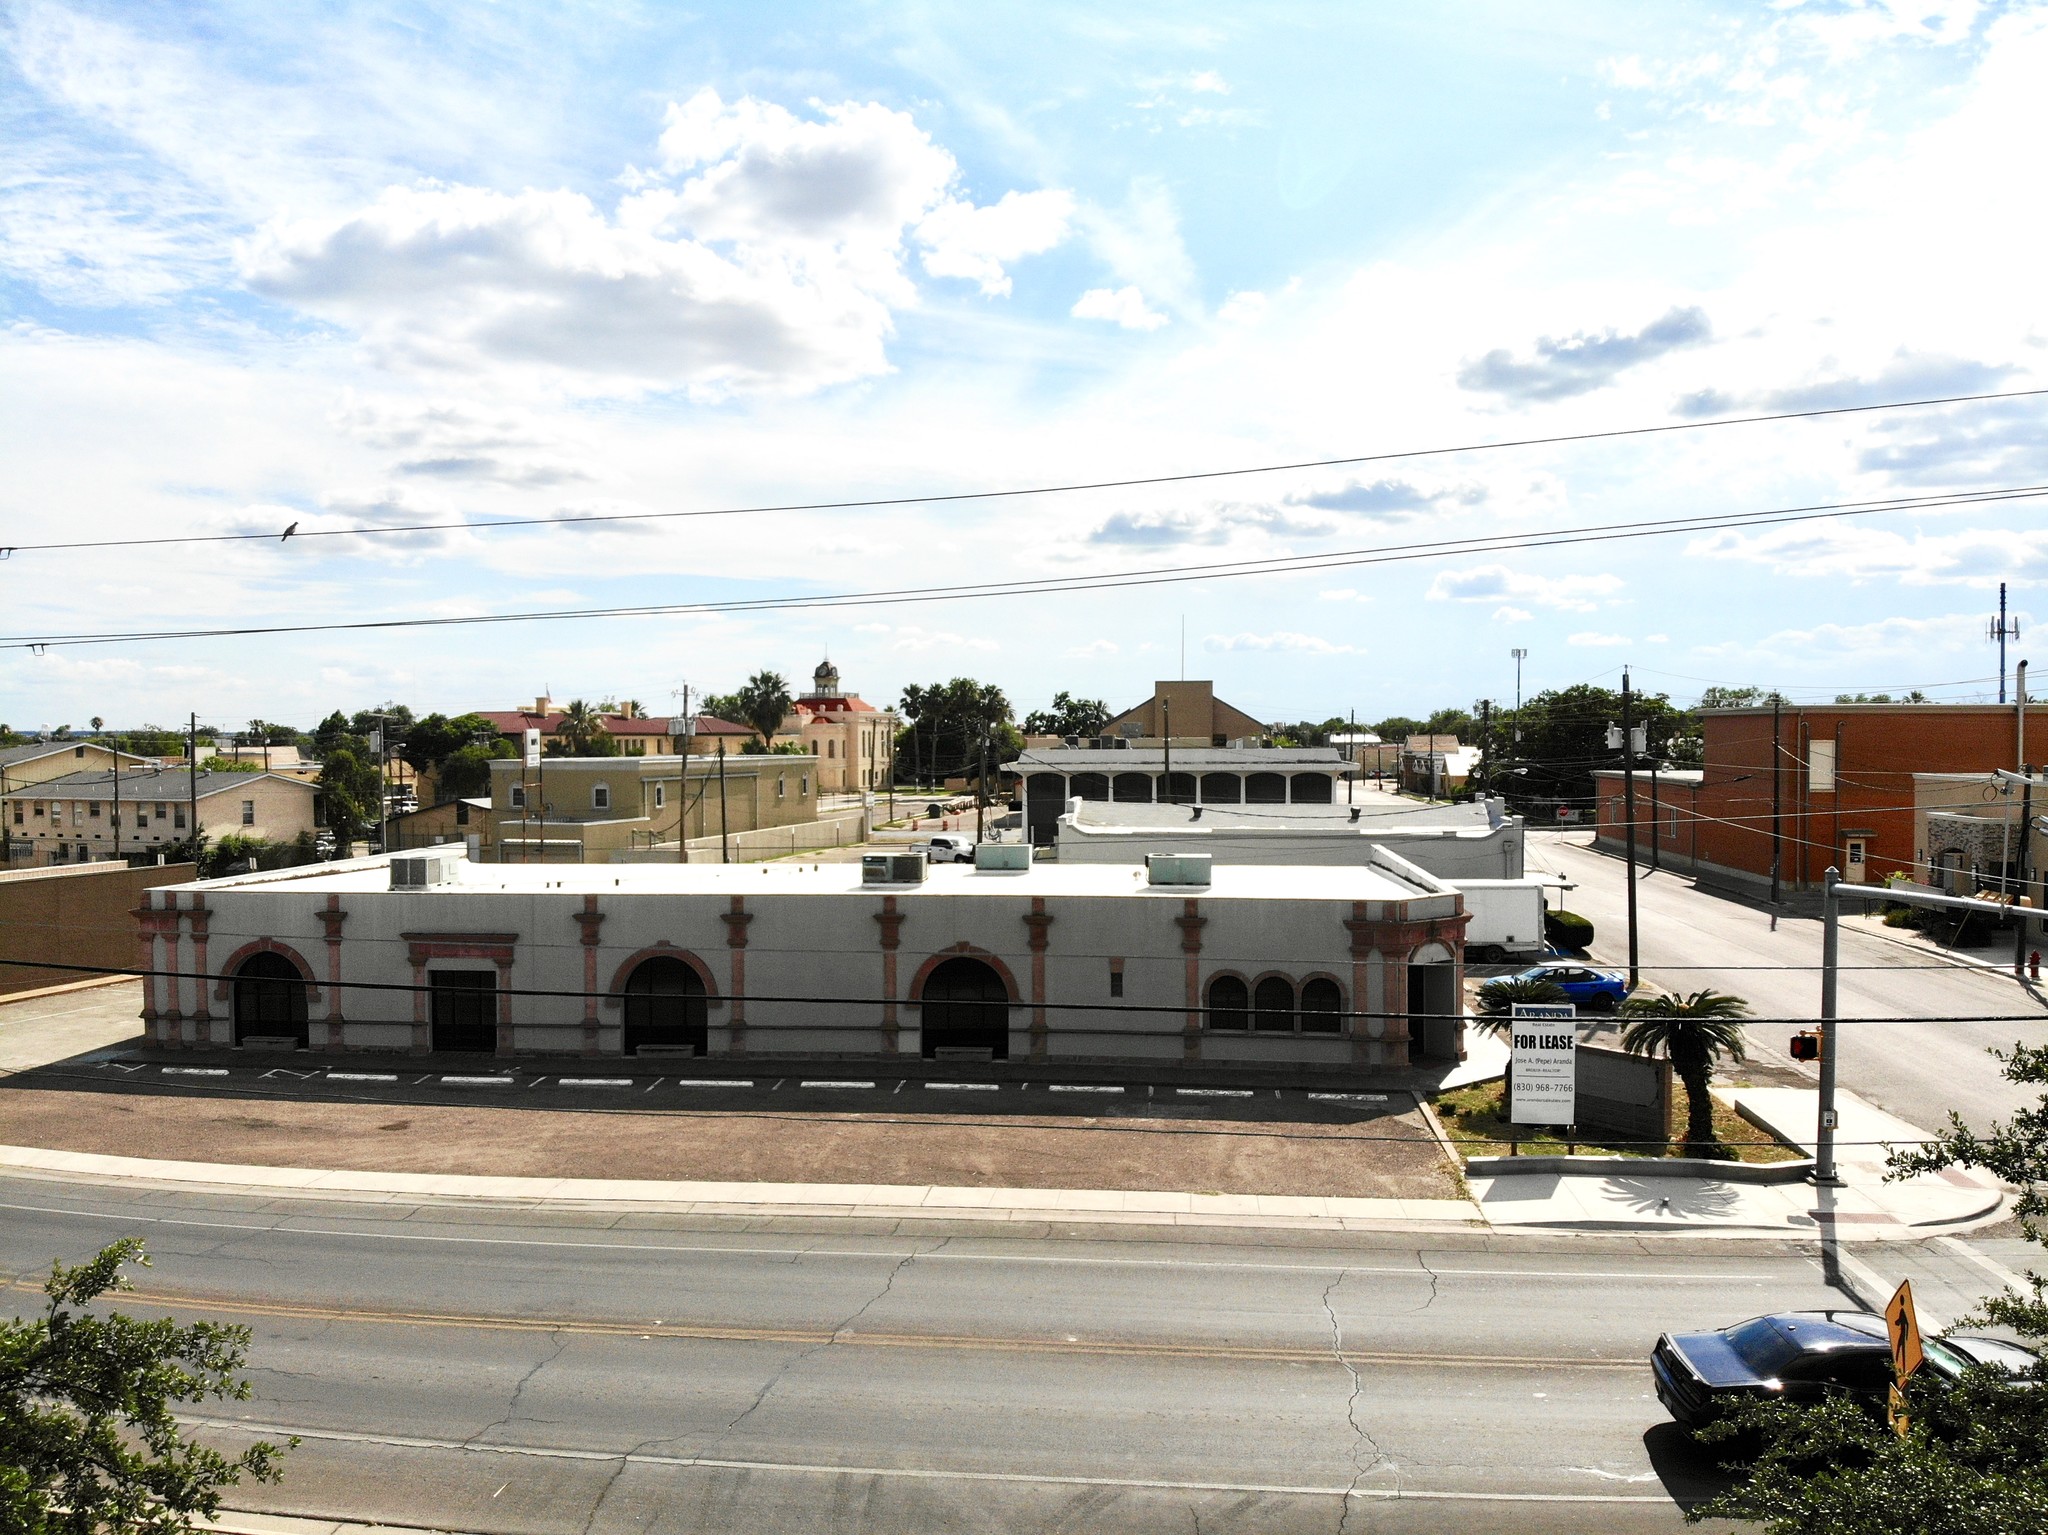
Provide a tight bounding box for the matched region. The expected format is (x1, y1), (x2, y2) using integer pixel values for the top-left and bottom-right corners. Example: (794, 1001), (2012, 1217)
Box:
(1990, 582), (2022, 703)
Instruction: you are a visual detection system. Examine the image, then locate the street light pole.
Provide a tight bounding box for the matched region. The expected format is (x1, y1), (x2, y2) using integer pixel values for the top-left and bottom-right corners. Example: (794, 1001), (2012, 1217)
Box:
(1622, 668), (1640, 991)
(1511, 648), (1528, 744)
(1817, 866), (1842, 1185)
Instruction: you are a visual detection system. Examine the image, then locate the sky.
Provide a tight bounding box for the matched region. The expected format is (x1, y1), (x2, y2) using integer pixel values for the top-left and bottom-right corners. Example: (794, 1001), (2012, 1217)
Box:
(4, 0), (2048, 732)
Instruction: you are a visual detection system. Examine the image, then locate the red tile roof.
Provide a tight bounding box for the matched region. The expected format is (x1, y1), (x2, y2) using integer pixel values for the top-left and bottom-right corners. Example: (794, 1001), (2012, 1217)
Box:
(475, 711), (752, 739)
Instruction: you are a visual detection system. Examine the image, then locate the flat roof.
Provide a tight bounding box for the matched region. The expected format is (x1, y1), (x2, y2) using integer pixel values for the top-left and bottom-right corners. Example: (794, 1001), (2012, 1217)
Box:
(1007, 748), (1348, 769)
(193, 855), (1442, 904)
(1065, 799), (1499, 832)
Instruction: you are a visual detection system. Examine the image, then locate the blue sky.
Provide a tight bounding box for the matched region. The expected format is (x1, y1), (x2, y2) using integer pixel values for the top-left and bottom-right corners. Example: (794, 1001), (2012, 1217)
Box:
(3, 0), (2046, 731)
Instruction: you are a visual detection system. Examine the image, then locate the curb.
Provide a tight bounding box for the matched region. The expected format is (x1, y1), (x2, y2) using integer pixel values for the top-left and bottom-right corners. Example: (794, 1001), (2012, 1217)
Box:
(1465, 1153), (1815, 1184)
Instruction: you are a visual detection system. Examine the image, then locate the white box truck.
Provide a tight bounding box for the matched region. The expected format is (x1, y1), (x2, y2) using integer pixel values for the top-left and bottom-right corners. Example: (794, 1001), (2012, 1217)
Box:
(1451, 877), (1551, 964)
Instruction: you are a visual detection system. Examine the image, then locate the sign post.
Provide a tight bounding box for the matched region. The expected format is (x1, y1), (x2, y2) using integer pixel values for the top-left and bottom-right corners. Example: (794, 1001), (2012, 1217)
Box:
(1885, 1279), (1924, 1438)
(1510, 1002), (1578, 1139)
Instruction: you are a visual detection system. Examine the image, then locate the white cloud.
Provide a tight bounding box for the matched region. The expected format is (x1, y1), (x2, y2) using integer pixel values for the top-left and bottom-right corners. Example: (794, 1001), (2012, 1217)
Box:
(1567, 631), (1632, 647)
(1427, 564), (1625, 612)
(1205, 631), (1362, 655)
(1687, 524), (2048, 588)
(1071, 285), (1170, 331)
(1188, 71), (1231, 95)
(1317, 588), (1372, 603)
(1646, 633), (1670, 643)
(917, 189), (1074, 297)
(1217, 289), (1268, 325)
(241, 90), (1071, 395)
(849, 622), (996, 653)
(1493, 606), (1534, 623)
(1064, 638), (1119, 658)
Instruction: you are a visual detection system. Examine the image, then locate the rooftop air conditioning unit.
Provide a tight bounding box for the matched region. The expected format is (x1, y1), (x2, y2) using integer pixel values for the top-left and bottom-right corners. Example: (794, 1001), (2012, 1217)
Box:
(862, 853), (927, 885)
(1146, 852), (1213, 886)
(390, 845), (464, 891)
(974, 842), (1029, 871)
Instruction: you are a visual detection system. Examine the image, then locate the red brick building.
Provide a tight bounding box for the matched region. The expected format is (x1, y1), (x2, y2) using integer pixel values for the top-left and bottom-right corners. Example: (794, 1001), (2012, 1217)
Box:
(1593, 702), (2047, 897)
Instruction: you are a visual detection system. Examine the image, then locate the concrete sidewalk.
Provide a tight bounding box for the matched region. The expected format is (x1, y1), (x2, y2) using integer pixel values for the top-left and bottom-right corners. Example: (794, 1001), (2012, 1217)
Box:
(1461, 1086), (2008, 1238)
(0, 1143), (1480, 1232)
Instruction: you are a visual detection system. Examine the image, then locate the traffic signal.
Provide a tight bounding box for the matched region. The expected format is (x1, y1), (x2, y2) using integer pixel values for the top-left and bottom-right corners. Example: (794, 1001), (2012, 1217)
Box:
(1789, 1031), (1822, 1062)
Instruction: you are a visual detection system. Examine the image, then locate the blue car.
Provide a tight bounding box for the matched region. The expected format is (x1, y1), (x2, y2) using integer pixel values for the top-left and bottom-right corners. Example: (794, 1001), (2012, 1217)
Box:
(1511, 961), (1631, 1011)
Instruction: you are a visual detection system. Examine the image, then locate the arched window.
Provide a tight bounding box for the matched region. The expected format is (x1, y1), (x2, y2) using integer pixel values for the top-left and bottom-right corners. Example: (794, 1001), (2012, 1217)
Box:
(1205, 974), (1249, 1030)
(592, 782), (611, 811)
(1160, 772), (1197, 803)
(1288, 774), (1333, 803)
(1300, 977), (1343, 1033)
(1253, 976), (1295, 1031)
(919, 956), (1011, 1060)
(1112, 773), (1153, 803)
(1070, 772), (1109, 801)
(1199, 773), (1242, 804)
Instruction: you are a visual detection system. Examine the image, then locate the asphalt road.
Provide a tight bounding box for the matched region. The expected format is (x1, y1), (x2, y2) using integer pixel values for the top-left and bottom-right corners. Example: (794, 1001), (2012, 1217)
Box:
(1, 1175), (2028, 1535)
(1526, 832), (2048, 1132)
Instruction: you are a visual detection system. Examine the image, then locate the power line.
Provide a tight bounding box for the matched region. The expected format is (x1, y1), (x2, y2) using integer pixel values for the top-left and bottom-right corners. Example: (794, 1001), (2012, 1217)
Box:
(8, 483), (2046, 652)
(6, 383), (2045, 558)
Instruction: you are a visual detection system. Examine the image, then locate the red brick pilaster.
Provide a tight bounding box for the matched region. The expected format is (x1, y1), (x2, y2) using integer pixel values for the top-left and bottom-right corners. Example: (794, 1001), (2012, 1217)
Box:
(574, 896), (604, 1056)
(317, 896), (348, 1051)
(1175, 899), (1206, 1062)
(874, 896), (904, 1054)
(1023, 899), (1053, 1060)
(721, 897), (753, 1055)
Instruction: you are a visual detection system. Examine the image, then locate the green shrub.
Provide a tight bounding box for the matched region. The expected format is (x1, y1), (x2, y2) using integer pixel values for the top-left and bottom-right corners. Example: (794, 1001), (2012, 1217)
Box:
(1544, 908), (1595, 951)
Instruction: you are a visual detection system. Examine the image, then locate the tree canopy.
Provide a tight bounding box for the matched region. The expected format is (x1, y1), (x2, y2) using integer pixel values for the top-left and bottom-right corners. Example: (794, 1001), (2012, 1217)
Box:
(1021, 692), (1110, 738)
(732, 672), (794, 746)
(0, 1239), (291, 1533)
(898, 679), (1020, 781)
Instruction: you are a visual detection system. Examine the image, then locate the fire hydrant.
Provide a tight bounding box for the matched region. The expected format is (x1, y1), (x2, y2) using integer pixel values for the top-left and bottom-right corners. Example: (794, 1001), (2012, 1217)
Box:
(2031, 951), (2042, 982)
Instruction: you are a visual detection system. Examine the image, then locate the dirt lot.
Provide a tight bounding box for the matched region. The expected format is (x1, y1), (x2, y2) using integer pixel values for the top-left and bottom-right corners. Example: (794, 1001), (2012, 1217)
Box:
(0, 985), (1459, 1200)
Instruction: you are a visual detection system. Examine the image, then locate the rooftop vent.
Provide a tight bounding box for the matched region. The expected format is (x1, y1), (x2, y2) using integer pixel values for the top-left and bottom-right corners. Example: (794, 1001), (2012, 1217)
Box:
(862, 852), (927, 885)
(1145, 852), (1212, 886)
(390, 845), (464, 891)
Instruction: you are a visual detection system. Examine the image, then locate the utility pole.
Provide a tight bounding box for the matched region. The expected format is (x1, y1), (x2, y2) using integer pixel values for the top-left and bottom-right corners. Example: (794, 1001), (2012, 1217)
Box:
(1649, 755), (1661, 875)
(1478, 699), (1492, 794)
(187, 712), (198, 865)
(1511, 648), (1528, 744)
(2017, 661), (2033, 974)
(1621, 667), (1640, 991)
(111, 738), (121, 864)
(1769, 696), (1783, 911)
(717, 741), (730, 863)
(976, 729), (988, 843)
(1817, 867), (1842, 1185)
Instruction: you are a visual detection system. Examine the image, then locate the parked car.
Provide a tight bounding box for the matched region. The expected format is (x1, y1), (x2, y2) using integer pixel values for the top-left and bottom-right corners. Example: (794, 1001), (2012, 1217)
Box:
(1652, 1310), (2017, 1430)
(925, 833), (976, 863)
(1509, 960), (1631, 1011)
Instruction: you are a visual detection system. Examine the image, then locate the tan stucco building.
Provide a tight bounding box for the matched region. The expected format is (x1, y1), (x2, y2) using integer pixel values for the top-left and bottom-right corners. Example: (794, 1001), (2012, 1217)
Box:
(780, 661), (898, 792)
(2, 742), (157, 863)
(12, 766), (318, 865)
(487, 752), (821, 862)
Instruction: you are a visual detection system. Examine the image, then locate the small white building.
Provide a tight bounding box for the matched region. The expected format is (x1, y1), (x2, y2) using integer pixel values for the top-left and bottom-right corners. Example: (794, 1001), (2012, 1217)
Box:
(135, 847), (1468, 1071)
(1053, 796), (1526, 880)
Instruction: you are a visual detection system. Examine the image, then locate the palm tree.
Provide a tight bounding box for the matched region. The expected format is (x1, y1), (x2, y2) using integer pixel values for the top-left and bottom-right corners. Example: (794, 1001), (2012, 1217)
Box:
(734, 671), (793, 749)
(1620, 989), (1751, 1158)
(1471, 975), (1569, 1038)
(558, 699), (604, 755)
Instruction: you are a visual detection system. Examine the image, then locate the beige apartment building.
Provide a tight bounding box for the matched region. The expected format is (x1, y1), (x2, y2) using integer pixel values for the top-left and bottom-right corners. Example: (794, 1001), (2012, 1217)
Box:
(487, 752), (820, 862)
(12, 767), (319, 866)
(2, 742), (158, 863)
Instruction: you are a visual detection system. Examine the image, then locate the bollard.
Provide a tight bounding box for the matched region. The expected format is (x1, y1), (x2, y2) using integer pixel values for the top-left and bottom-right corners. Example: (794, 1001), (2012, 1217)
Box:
(2032, 951), (2041, 982)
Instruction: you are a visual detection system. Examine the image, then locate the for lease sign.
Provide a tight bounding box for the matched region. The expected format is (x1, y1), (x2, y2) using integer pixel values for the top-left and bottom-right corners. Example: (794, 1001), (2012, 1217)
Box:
(1509, 1002), (1578, 1126)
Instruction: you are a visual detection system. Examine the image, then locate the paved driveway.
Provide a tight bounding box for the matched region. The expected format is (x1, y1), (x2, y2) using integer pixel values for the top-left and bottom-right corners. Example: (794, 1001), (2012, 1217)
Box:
(1526, 832), (2048, 1133)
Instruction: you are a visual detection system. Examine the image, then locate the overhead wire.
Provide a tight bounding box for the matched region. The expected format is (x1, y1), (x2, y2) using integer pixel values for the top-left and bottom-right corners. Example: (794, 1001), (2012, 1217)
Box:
(6, 382), (2046, 557)
(8, 482), (2048, 652)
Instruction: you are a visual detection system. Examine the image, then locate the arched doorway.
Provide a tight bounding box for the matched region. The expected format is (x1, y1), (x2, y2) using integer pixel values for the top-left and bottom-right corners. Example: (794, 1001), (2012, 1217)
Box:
(920, 957), (1010, 1059)
(1199, 773), (1242, 804)
(232, 952), (308, 1048)
(1245, 772), (1287, 804)
(623, 956), (708, 1056)
(1111, 772), (1153, 802)
(1288, 774), (1333, 803)
(1070, 772), (1110, 802)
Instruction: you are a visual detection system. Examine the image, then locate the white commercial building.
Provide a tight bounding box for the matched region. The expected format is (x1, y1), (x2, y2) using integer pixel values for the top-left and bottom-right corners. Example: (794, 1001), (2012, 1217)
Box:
(134, 847), (1468, 1071)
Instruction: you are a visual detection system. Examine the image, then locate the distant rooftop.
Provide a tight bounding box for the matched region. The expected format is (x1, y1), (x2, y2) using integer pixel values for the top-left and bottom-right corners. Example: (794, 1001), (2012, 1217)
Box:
(1006, 747), (1349, 769)
(26, 767), (314, 798)
(1066, 798), (1501, 832)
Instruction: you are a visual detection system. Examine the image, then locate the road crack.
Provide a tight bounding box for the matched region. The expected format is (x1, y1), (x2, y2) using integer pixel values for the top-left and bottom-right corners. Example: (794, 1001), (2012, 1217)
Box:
(688, 1239), (941, 1467)
(466, 1326), (567, 1449)
(1320, 1269), (1393, 1535)
(1408, 1250), (1441, 1313)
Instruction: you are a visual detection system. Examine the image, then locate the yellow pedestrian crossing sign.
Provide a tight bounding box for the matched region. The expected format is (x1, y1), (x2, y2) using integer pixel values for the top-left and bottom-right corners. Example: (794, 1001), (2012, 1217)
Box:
(1886, 1280), (1924, 1380)
(1885, 1280), (1923, 1438)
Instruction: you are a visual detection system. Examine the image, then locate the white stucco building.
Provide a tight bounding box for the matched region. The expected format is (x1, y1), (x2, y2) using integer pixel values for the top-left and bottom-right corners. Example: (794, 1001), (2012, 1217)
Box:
(134, 847), (1467, 1071)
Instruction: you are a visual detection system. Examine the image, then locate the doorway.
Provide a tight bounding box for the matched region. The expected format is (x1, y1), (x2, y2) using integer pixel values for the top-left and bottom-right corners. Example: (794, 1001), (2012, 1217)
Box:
(430, 970), (497, 1053)
(920, 957), (1011, 1059)
(232, 952), (308, 1048)
(622, 956), (708, 1056)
